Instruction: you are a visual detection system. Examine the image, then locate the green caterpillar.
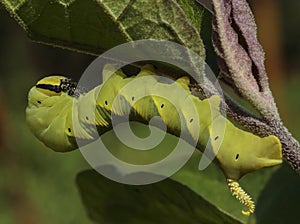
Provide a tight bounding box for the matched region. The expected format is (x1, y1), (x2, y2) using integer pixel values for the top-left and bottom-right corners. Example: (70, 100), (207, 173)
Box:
(26, 65), (282, 215)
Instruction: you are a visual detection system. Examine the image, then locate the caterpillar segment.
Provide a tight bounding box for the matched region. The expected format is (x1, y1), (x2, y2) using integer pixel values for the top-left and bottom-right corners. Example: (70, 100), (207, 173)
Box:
(26, 65), (282, 215)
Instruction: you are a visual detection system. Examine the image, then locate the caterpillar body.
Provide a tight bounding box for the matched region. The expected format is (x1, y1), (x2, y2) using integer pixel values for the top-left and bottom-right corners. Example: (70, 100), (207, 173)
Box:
(26, 65), (282, 215)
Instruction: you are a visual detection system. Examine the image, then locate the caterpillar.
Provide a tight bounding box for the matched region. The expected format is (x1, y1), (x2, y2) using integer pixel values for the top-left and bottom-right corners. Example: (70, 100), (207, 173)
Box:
(26, 64), (282, 216)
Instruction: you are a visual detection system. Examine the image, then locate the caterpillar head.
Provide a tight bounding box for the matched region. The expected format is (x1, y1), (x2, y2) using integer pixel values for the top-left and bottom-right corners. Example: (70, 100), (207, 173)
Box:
(27, 75), (71, 110)
(26, 76), (78, 152)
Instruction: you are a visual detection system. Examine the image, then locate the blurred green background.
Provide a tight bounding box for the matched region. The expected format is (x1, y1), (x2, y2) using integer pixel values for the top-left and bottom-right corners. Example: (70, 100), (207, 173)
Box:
(0, 1), (299, 223)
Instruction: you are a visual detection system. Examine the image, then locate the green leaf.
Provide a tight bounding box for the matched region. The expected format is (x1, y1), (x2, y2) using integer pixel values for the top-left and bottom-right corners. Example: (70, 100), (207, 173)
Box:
(255, 162), (300, 224)
(82, 124), (278, 222)
(1, 0), (207, 57)
(76, 169), (243, 224)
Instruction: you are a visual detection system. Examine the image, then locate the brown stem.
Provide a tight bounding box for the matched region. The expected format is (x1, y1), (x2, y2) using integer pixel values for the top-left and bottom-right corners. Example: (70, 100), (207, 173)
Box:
(269, 120), (300, 174)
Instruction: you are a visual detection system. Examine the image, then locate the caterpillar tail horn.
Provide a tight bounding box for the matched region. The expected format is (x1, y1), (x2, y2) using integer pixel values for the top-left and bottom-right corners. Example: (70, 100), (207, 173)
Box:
(227, 179), (255, 216)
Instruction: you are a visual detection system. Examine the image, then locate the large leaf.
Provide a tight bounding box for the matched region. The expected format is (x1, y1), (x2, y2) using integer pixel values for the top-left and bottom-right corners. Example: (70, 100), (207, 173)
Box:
(76, 169), (243, 224)
(255, 162), (300, 224)
(80, 123), (278, 223)
(1, 0), (207, 57)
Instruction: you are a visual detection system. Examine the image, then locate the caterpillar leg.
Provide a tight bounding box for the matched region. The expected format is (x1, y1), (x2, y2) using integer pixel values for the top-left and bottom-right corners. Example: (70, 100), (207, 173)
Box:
(227, 179), (255, 216)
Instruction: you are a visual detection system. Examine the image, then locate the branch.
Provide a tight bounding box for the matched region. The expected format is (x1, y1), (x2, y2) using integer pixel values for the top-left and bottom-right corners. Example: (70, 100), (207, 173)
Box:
(210, 0), (300, 174)
(211, 0), (279, 120)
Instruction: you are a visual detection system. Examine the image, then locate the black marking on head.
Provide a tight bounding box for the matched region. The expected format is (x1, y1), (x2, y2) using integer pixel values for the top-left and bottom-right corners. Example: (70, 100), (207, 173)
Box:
(68, 128), (71, 133)
(132, 96), (135, 101)
(85, 116), (89, 121)
(104, 100), (108, 105)
(160, 103), (164, 108)
(37, 100), (41, 104)
(36, 84), (61, 93)
(189, 118), (194, 123)
(235, 154), (239, 160)
(37, 77), (87, 98)
(214, 136), (219, 141)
